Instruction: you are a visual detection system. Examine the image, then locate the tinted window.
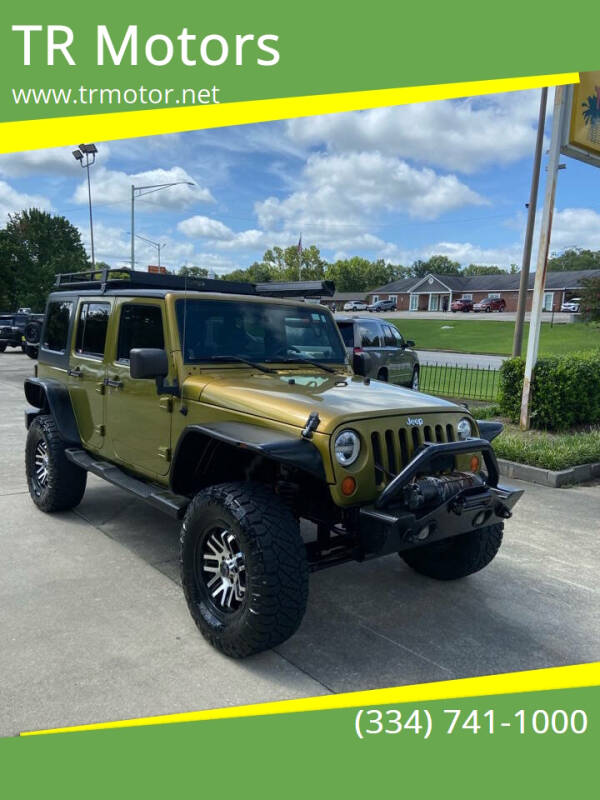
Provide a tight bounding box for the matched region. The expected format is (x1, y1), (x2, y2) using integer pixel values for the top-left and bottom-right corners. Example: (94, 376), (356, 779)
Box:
(43, 301), (73, 352)
(391, 327), (404, 346)
(337, 322), (355, 347)
(176, 299), (346, 364)
(382, 325), (396, 347)
(359, 321), (381, 348)
(117, 305), (164, 361)
(75, 303), (110, 357)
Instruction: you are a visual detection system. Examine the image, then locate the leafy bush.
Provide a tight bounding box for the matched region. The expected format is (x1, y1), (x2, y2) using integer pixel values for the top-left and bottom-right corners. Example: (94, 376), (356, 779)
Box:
(499, 350), (600, 430)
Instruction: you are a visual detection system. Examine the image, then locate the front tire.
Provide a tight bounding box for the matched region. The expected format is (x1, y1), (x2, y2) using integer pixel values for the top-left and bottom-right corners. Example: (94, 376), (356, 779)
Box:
(25, 415), (87, 512)
(181, 482), (309, 658)
(0, 343), (6, 353)
(400, 523), (503, 580)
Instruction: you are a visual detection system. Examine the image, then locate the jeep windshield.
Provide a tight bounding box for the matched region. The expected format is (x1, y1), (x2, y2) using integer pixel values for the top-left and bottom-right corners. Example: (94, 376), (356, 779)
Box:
(175, 298), (347, 365)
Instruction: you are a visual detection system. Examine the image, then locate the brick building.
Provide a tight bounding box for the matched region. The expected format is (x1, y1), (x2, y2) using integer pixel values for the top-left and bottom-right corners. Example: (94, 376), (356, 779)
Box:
(365, 270), (596, 312)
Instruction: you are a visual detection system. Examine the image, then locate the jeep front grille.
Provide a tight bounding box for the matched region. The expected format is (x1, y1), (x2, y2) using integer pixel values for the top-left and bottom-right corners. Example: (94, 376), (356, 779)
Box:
(371, 422), (456, 487)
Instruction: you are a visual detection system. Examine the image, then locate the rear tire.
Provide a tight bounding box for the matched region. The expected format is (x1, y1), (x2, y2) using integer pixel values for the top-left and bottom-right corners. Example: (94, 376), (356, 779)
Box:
(25, 415), (87, 512)
(181, 482), (309, 658)
(401, 523), (503, 580)
(377, 369), (388, 382)
(410, 367), (419, 391)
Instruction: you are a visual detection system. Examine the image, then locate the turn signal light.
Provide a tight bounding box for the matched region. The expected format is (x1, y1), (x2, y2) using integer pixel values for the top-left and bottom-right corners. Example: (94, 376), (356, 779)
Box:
(341, 476), (356, 496)
(470, 455), (480, 472)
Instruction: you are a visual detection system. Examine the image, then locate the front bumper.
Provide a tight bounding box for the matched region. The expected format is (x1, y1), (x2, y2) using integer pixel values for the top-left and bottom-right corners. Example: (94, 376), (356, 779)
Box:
(356, 437), (523, 558)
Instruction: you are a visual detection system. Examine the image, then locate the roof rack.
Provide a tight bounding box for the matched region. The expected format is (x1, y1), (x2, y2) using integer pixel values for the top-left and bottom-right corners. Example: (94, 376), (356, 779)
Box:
(54, 268), (334, 298)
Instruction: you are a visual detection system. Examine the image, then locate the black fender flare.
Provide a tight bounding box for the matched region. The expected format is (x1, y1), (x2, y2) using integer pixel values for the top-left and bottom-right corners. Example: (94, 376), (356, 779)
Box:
(171, 421), (326, 492)
(24, 377), (81, 447)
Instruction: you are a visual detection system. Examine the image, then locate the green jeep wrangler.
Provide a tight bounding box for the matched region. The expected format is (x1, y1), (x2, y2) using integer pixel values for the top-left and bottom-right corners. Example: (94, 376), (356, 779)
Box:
(24, 269), (522, 658)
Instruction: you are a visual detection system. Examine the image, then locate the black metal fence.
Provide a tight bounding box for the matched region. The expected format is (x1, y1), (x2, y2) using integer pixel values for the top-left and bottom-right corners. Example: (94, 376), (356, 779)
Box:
(420, 362), (500, 402)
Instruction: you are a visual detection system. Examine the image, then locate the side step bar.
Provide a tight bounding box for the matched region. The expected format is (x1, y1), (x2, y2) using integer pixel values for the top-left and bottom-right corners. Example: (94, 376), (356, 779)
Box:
(65, 448), (190, 520)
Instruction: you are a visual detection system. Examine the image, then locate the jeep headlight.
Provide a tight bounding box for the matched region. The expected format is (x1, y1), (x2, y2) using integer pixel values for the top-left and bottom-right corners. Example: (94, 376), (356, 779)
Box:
(457, 417), (473, 440)
(334, 429), (360, 466)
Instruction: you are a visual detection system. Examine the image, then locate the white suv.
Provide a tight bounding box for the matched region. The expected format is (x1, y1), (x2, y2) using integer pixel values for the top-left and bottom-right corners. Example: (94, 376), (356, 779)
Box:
(343, 300), (368, 311)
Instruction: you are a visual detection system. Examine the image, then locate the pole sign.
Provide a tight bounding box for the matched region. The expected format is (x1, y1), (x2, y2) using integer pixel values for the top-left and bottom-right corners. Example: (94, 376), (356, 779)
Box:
(560, 71), (600, 167)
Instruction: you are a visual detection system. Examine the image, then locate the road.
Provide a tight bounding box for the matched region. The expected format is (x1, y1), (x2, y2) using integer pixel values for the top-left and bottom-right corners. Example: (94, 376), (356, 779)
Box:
(417, 350), (507, 369)
(1, 351), (599, 736)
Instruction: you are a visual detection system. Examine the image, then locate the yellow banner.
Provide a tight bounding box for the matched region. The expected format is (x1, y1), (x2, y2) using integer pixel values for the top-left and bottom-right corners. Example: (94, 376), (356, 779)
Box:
(569, 70), (600, 156)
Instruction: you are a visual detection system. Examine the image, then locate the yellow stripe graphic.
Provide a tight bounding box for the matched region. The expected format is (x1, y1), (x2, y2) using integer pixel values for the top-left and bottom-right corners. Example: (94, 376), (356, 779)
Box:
(0, 72), (578, 154)
(21, 660), (599, 736)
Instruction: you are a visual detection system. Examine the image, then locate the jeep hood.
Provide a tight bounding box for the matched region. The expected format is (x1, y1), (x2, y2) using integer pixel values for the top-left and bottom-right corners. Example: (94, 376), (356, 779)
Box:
(183, 371), (464, 434)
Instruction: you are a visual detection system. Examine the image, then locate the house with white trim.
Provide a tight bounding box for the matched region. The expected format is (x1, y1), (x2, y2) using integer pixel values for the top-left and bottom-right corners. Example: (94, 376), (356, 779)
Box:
(366, 270), (597, 312)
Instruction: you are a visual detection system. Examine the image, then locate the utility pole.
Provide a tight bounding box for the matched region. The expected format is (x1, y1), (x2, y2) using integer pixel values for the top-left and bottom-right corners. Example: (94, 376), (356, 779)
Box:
(512, 88), (547, 357)
(520, 86), (566, 430)
(72, 144), (98, 266)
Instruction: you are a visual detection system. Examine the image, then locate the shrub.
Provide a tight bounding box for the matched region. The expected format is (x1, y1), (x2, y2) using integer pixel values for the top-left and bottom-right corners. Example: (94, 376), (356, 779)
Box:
(499, 349), (600, 430)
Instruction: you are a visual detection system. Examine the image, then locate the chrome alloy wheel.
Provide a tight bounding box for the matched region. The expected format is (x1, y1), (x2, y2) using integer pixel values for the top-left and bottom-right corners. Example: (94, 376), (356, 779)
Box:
(411, 370), (419, 391)
(33, 439), (49, 492)
(200, 528), (246, 612)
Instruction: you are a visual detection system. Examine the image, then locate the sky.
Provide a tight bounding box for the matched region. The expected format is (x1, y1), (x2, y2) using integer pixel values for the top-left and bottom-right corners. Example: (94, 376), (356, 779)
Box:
(0, 88), (599, 274)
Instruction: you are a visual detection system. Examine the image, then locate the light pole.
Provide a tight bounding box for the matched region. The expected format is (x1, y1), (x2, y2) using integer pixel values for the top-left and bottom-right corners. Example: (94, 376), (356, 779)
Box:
(73, 143), (98, 266)
(135, 234), (167, 267)
(130, 181), (194, 269)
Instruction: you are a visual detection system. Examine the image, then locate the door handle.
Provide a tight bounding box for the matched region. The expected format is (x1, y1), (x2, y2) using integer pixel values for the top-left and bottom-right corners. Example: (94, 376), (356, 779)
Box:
(67, 367), (83, 378)
(104, 378), (123, 389)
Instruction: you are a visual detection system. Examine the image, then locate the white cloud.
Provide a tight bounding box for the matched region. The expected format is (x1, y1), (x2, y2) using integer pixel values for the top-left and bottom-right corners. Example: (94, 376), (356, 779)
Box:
(177, 215), (235, 240)
(549, 207), (600, 253)
(0, 180), (52, 222)
(255, 151), (485, 231)
(286, 90), (547, 174)
(0, 145), (107, 178)
(72, 166), (214, 211)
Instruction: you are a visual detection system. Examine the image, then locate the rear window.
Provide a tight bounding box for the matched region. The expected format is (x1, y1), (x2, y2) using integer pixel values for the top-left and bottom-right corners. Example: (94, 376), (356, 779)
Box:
(337, 322), (355, 347)
(43, 301), (73, 353)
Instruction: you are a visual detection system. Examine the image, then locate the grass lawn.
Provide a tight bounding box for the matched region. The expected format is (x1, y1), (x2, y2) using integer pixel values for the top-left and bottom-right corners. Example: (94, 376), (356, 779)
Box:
(386, 318), (599, 356)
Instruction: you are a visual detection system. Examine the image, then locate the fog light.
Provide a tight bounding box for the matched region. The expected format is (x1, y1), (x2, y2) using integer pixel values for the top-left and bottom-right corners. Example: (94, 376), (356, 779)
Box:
(470, 455), (480, 472)
(417, 524), (431, 540)
(341, 476), (356, 496)
(473, 511), (487, 527)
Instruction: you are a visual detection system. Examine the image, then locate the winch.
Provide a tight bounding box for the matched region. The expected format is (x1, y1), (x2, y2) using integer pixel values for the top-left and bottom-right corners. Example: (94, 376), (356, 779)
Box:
(402, 471), (485, 511)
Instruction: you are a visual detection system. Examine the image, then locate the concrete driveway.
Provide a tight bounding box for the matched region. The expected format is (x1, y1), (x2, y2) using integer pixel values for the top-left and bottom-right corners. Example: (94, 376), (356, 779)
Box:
(1, 352), (599, 736)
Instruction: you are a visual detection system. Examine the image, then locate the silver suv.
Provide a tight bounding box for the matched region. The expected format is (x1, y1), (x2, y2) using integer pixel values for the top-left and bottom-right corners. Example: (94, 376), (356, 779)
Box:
(336, 316), (419, 389)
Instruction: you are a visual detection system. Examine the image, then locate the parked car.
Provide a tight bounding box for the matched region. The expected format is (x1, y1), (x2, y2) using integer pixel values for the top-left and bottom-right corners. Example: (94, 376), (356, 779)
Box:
(473, 297), (506, 313)
(367, 299), (397, 312)
(560, 298), (581, 313)
(24, 270), (519, 657)
(0, 311), (30, 352)
(450, 297), (473, 313)
(336, 316), (419, 389)
(343, 300), (368, 311)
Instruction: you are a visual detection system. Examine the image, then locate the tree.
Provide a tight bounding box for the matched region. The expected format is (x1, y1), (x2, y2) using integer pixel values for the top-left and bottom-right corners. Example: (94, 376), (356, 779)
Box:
(580, 275), (600, 320)
(461, 264), (505, 276)
(411, 255), (461, 278)
(325, 257), (409, 292)
(0, 209), (89, 311)
(178, 266), (209, 278)
(547, 248), (600, 272)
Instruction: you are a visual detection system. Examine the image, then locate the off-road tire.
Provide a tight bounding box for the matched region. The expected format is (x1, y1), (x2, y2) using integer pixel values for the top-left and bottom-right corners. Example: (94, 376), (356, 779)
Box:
(0, 343), (6, 353)
(377, 369), (388, 382)
(25, 345), (38, 359)
(401, 523), (503, 580)
(25, 415), (87, 512)
(180, 482), (309, 658)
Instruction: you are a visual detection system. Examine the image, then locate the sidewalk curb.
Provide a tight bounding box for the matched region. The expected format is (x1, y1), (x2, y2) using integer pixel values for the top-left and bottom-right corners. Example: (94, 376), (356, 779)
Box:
(498, 458), (600, 488)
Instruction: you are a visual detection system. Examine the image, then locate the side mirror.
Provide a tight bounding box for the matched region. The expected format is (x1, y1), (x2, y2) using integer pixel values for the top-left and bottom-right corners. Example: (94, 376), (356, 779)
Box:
(129, 348), (168, 379)
(353, 351), (372, 376)
(406, 339), (415, 348)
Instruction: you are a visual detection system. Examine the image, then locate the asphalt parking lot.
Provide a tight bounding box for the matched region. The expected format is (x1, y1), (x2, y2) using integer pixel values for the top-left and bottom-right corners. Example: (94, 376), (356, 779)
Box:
(1, 351), (599, 736)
